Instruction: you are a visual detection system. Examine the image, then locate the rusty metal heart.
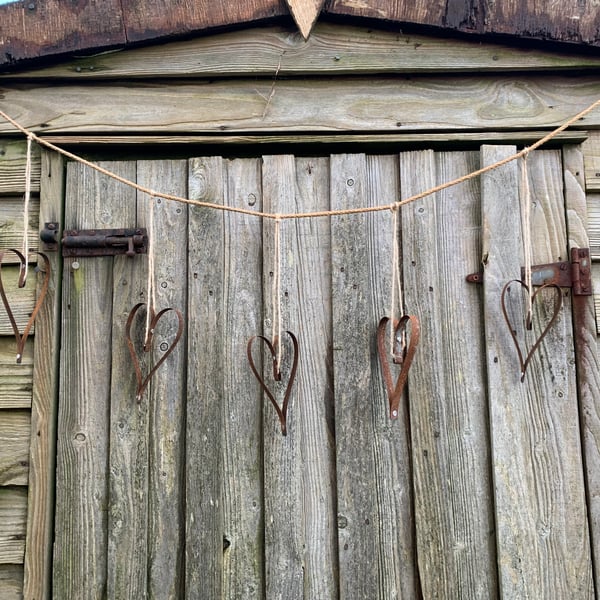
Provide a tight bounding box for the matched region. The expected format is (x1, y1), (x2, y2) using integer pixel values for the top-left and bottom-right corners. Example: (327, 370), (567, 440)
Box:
(125, 302), (184, 402)
(377, 315), (420, 419)
(247, 331), (299, 436)
(0, 249), (50, 363)
(501, 280), (562, 382)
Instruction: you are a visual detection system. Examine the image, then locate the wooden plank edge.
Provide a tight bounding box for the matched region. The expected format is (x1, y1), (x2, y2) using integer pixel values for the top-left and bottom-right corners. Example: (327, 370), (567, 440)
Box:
(37, 130), (589, 147)
(3, 24), (600, 81)
(23, 149), (64, 600)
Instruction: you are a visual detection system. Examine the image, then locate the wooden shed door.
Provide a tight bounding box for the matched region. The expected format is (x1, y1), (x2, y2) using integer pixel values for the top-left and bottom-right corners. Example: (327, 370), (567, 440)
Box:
(52, 147), (595, 599)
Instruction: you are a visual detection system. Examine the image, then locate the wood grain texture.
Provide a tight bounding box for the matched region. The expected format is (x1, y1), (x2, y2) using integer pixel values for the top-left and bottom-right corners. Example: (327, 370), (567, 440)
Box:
(10, 23), (600, 80)
(2, 76), (600, 134)
(331, 154), (417, 599)
(121, 0), (287, 43)
(39, 131), (588, 148)
(0, 140), (41, 195)
(0, 197), (40, 265)
(24, 149), (64, 600)
(0, 337), (32, 409)
(185, 156), (225, 599)
(261, 155), (305, 599)
(292, 156), (337, 598)
(2, 0), (600, 67)
(0, 411), (30, 487)
(220, 158), (264, 600)
(0, 487), (27, 564)
(0, 267), (36, 337)
(0, 564), (23, 600)
(563, 144), (600, 594)
(105, 163), (146, 600)
(138, 160), (188, 600)
(0, 0), (125, 66)
(401, 149), (496, 599)
(583, 133), (600, 193)
(262, 155), (338, 599)
(594, 263), (600, 335)
(588, 193), (600, 257)
(53, 162), (134, 600)
(481, 146), (593, 598)
(483, 0), (600, 46)
(325, 0), (600, 46)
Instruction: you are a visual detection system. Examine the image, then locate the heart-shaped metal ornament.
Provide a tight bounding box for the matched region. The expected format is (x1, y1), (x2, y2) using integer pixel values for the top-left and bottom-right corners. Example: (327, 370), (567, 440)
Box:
(377, 315), (420, 419)
(125, 302), (184, 402)
(0, 249), (50, 363)
(500, 279), (562, 382)
(247, 331), (299, 436)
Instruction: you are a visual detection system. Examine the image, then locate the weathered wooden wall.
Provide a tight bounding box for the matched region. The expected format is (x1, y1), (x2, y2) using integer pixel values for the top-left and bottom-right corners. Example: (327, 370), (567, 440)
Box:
(0, 22), (600, 600)
(45, 146), (599, 599)
(0, 140), (41, 599)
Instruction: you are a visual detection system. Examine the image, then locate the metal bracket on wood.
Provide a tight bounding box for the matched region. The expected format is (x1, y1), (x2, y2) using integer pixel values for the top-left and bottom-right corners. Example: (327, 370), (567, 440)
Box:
(40, 225), (148, 258)
(466, 247), (592, 296)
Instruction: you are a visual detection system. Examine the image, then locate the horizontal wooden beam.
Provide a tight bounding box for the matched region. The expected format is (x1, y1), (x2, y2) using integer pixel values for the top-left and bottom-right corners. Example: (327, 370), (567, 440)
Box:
(4, 24), (600, 80)
(0, 487), (27, 564)
(0, 564), (23, 600)
(0, 141), (41, 195)
(38, 130), (589, 147)
(1, 76), (600, 135)
(0, 412), (30, 487)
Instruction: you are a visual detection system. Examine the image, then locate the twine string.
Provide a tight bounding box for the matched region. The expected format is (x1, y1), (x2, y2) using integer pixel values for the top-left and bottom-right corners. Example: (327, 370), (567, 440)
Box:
(144, 196), (156, 347)
(271, 219), (283, 372)
(390, 205), (404, 356)
(22, 135), (32, 281)
(520, 156), (533, 329)
(271, 217), (282, 369)
(0, 98), (599, 220)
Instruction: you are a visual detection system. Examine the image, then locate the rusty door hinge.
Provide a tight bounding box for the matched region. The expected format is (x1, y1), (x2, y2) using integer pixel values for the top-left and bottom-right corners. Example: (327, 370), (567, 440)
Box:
(466, 247), (592, 296)
(40, 224), (148, 258)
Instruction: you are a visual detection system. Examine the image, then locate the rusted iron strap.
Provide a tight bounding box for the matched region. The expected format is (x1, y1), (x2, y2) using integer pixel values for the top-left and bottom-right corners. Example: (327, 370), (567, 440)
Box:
(247, 331), (299, 436)
(0, 249), (50, 363)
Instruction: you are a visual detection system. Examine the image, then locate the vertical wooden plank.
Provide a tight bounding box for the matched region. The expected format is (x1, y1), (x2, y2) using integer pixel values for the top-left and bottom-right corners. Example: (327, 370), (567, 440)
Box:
(24, 148), (63, 599)
(261, 155), (304, 599)
(185, 157), (225, 599)
(137, 161), (188, 599)
(221, 158), (264, 599)
(261, 154), (338, 598)
(331, 154), (417, 598)
(401, 150), (497, 598)
(481, 146), (593, 598)
(292, 156), (337, 599)
(563, 144), (600, 595)
(54, 162), (134, 599)
(105, 165), (145, 599)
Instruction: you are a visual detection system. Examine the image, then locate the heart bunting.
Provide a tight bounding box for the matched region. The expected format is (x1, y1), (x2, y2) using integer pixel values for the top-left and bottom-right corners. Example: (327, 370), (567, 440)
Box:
(125, 302), (184, 402)
(377, 315), (420, 419)
(500, 280), (562, 382)
(247, 331), (299, 436)
(0, 249), (50, 363)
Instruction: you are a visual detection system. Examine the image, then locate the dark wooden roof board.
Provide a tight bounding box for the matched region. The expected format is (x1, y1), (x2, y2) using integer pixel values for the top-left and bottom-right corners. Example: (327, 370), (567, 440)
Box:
(0, 0), (599, 68)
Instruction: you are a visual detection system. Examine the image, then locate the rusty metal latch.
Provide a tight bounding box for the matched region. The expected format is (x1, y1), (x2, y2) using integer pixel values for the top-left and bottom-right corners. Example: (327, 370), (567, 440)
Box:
(467, 247), (592, 296)
(40, 225), (148, 257)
